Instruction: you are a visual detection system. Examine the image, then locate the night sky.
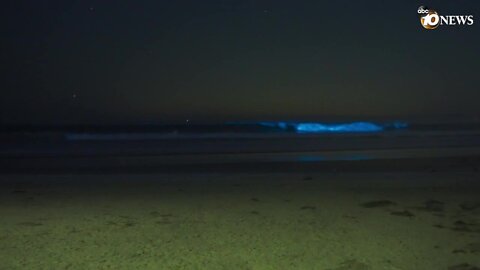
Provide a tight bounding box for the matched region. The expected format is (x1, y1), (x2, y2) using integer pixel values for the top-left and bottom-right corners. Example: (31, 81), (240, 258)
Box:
(1, 1), (479, 125)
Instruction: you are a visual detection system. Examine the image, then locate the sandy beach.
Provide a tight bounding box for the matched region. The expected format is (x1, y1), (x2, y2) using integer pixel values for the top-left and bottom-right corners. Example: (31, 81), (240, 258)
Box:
(1, 169), (479, 269)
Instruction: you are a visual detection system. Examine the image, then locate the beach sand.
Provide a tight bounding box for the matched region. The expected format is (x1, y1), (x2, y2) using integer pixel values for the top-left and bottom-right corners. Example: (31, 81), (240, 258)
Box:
(0, 170), (479, 269)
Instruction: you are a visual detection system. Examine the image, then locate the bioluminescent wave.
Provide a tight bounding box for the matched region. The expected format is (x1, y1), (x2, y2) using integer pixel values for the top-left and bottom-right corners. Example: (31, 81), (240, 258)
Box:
(295, 122), (383, 133)
(257, 121), (408, 133)
(65, 121), (409, 141)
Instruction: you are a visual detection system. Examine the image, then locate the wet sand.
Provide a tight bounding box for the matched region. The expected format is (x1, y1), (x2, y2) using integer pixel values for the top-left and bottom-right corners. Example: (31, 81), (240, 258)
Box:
(0, 168), (479, 269)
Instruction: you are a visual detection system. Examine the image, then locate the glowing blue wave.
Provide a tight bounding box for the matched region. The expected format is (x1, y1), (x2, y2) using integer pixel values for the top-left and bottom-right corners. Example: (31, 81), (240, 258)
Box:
(295, 122), (383, 133)
(257, 121), (407, 133)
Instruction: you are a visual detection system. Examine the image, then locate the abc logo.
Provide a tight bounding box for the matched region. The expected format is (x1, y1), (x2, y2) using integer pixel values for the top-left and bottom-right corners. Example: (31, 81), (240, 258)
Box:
(418, 6), (439, 29)
(417, 6), (429, 14)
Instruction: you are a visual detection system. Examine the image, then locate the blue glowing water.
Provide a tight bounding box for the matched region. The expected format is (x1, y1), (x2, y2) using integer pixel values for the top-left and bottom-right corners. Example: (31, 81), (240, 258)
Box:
(257, 121), (407, 133)
(64, 120), (409, 142)
(295, 122), (383, 133)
